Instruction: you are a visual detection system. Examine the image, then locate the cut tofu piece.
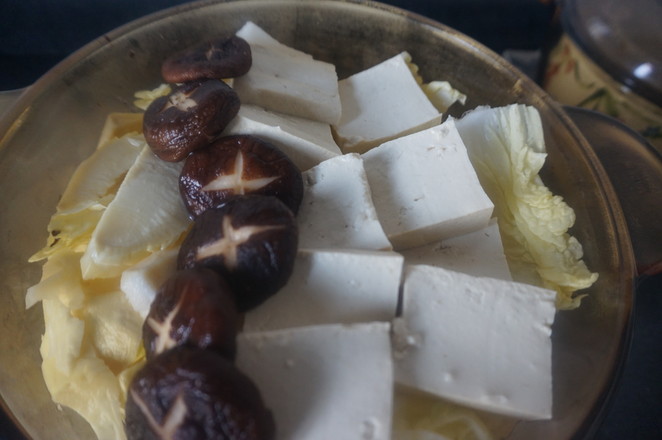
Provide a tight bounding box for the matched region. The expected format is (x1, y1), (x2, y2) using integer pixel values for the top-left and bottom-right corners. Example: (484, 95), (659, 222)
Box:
(235, 21), (312, 60)
(80, 146), (191, 279)
(400, 219), (511, 281)
(244, 249), (403, 332)
(234, 22), (341, 125)
(236, 323), (393, 440)
(297, 153), (391, 250)
(120, 248), (178, 319)
(223, 105), (341, 171)
(362, 119), (494, 250)
(394, 265), (556, 420)
(334, 52), (441, 154)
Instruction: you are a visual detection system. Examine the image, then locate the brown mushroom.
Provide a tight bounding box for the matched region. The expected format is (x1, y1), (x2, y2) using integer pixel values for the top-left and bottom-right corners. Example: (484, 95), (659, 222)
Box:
(125, 346), (275, 440)
(143, 79), (240, 162)
(143, 268), (239, 360)
(177, 195), (298, 312)
(179, 135), (303, 217)
(162, 36), (252, 83)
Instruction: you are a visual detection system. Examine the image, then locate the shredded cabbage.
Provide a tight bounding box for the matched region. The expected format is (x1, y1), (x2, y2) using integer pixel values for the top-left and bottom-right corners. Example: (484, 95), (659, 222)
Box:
(29, 133), (145, 262)
(394, 390), (495, 440)
(133, 83), (171, 110)
(404, 52), (467, 113)
(35, 250), (143, 440)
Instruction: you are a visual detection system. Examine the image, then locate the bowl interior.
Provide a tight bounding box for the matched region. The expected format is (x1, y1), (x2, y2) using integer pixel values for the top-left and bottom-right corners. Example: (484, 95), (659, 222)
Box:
(0, 1), (634, 439)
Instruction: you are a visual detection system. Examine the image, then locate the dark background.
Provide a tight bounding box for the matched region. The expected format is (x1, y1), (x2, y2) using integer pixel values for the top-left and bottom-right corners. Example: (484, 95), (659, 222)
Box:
(0, 0), (558, 89)
(0, 1), (660, 439)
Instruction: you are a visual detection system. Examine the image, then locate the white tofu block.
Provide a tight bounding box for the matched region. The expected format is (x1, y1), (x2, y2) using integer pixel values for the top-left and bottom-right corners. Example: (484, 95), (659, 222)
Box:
(235, 21), (313, 60)
(298, 153), (392, 250)
(244, 249), (403, 332)
(237, 323), (393, 440)
(223, 105), (341, 171)
(119, 249), (178, 319)
(400, 219), (512, 281)
(234, 22), (341, 125)
(394, 265), (556, 420)
(362, 120), (494, 250)
(334, 52), (441, 154)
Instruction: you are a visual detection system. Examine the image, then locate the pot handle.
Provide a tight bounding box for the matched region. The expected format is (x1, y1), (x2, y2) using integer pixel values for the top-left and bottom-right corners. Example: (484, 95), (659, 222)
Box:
(565, 106), (662, 276)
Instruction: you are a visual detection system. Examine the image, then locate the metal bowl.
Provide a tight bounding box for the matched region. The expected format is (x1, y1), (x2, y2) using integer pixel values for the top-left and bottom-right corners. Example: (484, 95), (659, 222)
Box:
(0, 1), (635, 439)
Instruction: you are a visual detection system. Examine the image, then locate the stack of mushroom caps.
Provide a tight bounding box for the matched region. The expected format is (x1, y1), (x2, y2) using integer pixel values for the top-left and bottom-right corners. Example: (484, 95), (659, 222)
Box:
(125, 35), (303, 440)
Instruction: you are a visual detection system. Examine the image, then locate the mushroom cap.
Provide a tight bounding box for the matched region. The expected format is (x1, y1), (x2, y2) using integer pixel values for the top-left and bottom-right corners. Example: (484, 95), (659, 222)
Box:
(143, 79), (240, 162)
(143, 268), (240, 360)
(177, 195), (298, 312)
(162, 35), (252, 83)
(125, 346), (275, 440)
(179, 134), (303, 217)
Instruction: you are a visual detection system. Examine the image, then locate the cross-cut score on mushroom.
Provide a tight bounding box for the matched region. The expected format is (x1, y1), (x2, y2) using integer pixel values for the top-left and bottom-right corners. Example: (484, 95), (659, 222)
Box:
(125, 346), (275, 440)
(179, 135), (303, 217)
(143, 80), (240, 162)
(129, 391), (187, 440)
(177, 195), (298, 312)
(201, 150), (278, 194)
(143, 268), (239, 360)
(145, 299), (182, 355)
(164, 90), (197, 112)
(195, 215), (284, 270)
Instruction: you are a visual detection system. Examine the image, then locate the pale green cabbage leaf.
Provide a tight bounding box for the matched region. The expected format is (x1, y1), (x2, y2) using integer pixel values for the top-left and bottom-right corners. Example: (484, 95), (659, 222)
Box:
(404, 52), (467, 113)
(455, 104), (598, 309)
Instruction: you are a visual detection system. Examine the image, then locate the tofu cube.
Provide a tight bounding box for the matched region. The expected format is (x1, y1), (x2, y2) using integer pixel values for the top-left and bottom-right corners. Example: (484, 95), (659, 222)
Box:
(244, 249), (403, 332)
(362, 119), (494, 250)
(223, 105), (341, 171)
(334, 52), (441, 154)
(234, 22), (341, 125)
(394, 264), (556, 420)
(298, 153), (392, 250)
(237, 323), (393, 440)
(400, 219), (512, 281)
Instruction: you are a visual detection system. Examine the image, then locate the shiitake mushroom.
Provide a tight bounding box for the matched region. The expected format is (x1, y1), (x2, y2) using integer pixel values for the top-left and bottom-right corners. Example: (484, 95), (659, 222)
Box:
(162, 35), (252, 83)
(177, 195), (298, 312)
(179, 134), (303, 217)
(143, 268), (239, 360)
(133, 34), (299, 440)
(125, 346), (275, 440)
(143, 79), (240, 162)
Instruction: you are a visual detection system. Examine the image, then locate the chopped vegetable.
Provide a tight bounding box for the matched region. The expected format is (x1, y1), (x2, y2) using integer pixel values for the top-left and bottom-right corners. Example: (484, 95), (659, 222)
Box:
(35, 248), (144, 440)
(455, 104), (598, 309)
(80, 145), (191, 279)
(404, 52), (467, 113)
(393, 390), (495, 440)
(29, 133), (145, 262)
(133, 84), (171, 111)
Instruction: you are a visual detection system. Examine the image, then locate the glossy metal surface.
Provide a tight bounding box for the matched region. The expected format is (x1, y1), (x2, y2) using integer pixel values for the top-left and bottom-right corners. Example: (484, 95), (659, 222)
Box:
(0, 1), (635, 439)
